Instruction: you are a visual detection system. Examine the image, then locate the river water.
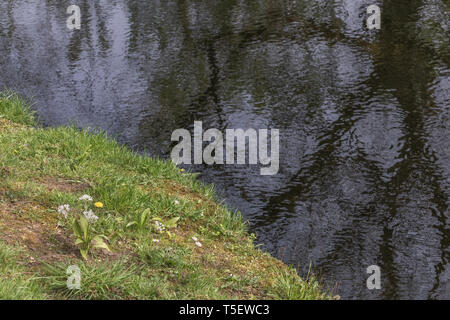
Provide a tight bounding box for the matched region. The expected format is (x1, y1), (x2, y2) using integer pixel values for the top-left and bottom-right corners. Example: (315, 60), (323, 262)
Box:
(0, 0), (449, 299)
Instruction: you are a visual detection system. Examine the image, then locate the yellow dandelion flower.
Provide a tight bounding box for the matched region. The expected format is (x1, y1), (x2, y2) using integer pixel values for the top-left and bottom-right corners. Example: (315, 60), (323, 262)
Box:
(94, 202), (104, 208)
(180, 169), (185, 172)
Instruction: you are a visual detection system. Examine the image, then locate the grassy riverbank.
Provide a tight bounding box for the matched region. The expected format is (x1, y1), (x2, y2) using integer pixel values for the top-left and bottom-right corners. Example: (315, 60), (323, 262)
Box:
(0, 91), (331, 300)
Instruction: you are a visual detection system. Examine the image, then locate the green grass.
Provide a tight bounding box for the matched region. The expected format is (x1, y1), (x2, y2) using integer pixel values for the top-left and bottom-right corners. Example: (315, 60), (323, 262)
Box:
(0, 242), (47, 299)
(0, 92), (332, 300)
(0, 91), (36, 126)
(42, 259), (140, 299)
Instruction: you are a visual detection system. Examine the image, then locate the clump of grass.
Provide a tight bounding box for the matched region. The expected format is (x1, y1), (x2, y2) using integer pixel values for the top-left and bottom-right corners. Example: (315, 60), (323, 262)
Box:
(41, 259), (139, 300)
(0, 242), (47, 299)
(137, 244), (191, 269)
(272, 266), (330, 300)
(0, 91), (36, 126)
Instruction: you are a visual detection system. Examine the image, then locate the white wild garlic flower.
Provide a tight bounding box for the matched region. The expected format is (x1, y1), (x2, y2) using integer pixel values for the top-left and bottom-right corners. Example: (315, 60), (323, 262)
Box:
(79, 194), (93, 201)
(155, 221), (165, 232)
(192, 236), (202, 247)
(83, 210), (98, 223)
(57, 204), (71, 218)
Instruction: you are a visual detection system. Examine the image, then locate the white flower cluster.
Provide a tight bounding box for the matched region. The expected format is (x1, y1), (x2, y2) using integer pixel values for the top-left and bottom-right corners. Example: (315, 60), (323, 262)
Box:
(57, 194), (99, 225)
(57, 204), (71, 218)
(152, 239), (160, 243)
(192, 236), (202, 247)
(83, 210), (99, 223)
(79, 194), (93, 201)
(155, 221), (165, 233)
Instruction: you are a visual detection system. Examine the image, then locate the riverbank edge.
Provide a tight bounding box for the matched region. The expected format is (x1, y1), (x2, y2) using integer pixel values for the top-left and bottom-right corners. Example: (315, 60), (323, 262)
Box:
(0, 91), (332, 300)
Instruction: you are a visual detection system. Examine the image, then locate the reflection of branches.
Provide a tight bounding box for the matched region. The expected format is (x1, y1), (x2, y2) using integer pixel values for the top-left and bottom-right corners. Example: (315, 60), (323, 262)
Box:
(376, 0), (449, 298)
(253, 0), (449, 298)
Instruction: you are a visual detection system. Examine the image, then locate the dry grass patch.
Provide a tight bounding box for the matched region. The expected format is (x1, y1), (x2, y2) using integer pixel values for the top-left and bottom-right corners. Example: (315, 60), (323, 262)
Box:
(0, 201), (78, 263)
(39, 176), (92, 193)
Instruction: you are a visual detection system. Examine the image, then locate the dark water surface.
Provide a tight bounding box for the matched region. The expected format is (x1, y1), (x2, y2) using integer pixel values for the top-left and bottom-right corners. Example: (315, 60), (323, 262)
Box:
(1, 0), (449, 299)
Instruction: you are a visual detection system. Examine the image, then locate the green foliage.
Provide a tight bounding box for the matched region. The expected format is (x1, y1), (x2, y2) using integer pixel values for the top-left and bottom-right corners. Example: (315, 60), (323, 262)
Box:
(0, 92), (330, 300)
(126, 208), (152, 232)
(42, 259), (139, 299)
(72, 216), (111, 260)
(138, 245), (190, 269)
(0, 91), (36, 126)
(272, 266), (331, 300)
(153, 216), (180, 239)
(163, 217), (180, 229)
(0, 242), (47, 299)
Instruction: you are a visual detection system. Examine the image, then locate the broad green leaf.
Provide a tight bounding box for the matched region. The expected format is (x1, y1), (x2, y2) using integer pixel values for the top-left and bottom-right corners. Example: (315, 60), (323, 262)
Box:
(93, 236), (111, 252)
(165, 217), (180, 228)
(126, 221), (137, 228)
(80, 248), (88, 260)
(166, 231), (175, 238)
(73, 220), (83, 238)
(79, 216), (89, 239)
(141, 209), (151, 225)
